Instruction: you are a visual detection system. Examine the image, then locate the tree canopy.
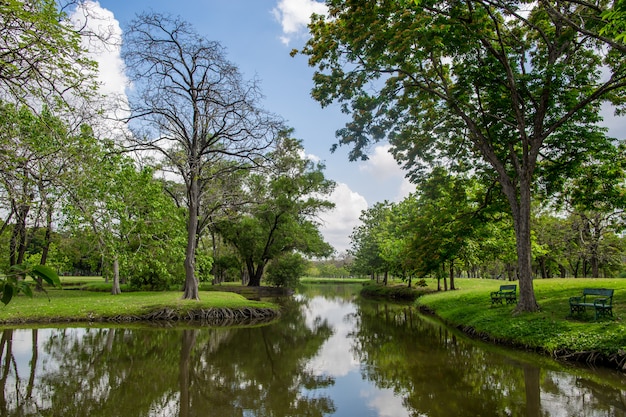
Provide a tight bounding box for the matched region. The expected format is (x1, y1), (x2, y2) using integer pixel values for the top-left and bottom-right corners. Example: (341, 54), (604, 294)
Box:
(0, 0), (97, 109)
(215, 133), (335, 287)
(301, 0), (626, 311)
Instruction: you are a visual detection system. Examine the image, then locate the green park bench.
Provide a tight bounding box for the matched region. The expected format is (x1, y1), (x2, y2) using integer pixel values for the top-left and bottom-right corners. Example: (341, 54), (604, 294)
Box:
(490, 284), (517, 305)
(569, 288), (614, 320)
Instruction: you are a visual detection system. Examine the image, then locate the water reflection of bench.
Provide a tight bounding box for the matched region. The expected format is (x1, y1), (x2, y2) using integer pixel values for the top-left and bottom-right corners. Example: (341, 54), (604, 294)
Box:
(569, 288), (614, 320)
(490, 284), (517, 305)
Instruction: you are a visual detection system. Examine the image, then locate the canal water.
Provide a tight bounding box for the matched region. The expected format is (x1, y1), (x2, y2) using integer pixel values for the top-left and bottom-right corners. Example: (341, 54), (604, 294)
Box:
(0, 283), (625, 416)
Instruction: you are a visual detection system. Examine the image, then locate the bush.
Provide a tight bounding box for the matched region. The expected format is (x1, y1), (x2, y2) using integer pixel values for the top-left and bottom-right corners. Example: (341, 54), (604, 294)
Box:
(125, 254), (184, 291)
(265, 253), (307, 288)
(360, 283), (431, 301)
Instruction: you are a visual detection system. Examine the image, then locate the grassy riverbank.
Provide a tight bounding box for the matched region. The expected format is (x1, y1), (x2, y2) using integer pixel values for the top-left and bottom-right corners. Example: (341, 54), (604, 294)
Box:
(0, 288), (279, 325)
(416, 278), (626, 368)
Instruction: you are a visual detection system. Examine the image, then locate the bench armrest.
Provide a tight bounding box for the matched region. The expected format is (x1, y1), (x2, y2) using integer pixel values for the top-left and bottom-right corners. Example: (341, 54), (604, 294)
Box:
(594, 298), (610, 306)
(569, 296), (583, 303)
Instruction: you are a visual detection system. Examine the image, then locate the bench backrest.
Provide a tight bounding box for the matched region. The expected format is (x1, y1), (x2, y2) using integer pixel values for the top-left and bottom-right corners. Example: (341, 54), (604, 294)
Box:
(500, 285), (516, 292)
(582, 288), (613, 298)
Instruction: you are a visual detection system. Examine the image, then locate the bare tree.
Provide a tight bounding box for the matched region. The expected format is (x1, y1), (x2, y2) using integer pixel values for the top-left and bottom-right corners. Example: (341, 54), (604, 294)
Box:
(122, 13), (282, 299)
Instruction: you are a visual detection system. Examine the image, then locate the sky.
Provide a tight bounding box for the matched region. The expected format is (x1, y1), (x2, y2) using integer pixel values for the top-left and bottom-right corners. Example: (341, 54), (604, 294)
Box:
(72, 0), (415, 255)
(71, 0), (625, 255)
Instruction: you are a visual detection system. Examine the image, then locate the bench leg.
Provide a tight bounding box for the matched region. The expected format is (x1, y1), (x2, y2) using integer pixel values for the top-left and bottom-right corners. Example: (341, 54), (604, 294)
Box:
(595, 307), (613, 320)
(491, 296), (503, 305)
(570, 304), (586, 315)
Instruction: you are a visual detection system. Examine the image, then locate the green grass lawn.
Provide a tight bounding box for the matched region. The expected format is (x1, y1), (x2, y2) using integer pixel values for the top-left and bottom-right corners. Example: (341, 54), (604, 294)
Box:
(0, 288), (278, 324)
(417, 278), (626, 356)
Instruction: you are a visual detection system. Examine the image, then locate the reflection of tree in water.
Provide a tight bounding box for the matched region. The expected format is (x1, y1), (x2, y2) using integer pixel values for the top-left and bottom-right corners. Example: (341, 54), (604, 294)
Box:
(350, 300), (626, 417)
(179, 300), (336, 417)
(0, 299), (335, 417)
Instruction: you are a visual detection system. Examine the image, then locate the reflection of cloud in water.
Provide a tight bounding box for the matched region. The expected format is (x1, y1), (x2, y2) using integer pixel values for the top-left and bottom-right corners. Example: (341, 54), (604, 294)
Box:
(303, 297), (359, 378)
(361, 388), (410, 417)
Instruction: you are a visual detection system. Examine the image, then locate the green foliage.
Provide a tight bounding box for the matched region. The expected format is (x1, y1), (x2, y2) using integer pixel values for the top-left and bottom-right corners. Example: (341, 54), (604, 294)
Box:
(62, 134), (187, 292)
(265, 253), (308, 288)
(360, 283), (430, 301)
(213, 254), (243, 283)
(194, 251), (214, 283)
(0, 263), (60, 305)
(215, 133), (335, 286)
(349, 202), (393, 277)
(600, 0), (626, 42)
(0, 0), (97, 107)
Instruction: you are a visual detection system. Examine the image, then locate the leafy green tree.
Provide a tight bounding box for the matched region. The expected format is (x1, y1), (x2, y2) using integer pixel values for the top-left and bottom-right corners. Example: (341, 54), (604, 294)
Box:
(122, 13), (282, 299)
(349, 202), (393, 281)
(0, 0), (96, 108)
(216, 134), (335, 286)
(63, 130), (185, 293)
(555, 144), (626, 277)
(0, 103), (75, 273)
(301, 0), (626, 312)
(532, 209), (572, 278)
(397, 169), (491, 289)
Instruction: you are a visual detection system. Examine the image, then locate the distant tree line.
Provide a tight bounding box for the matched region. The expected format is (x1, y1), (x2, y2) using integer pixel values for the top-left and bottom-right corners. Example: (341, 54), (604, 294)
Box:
(348, 166), (626, 290)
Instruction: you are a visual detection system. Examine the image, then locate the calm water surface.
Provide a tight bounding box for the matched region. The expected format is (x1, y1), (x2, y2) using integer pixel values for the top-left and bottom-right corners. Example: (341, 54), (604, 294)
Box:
(1, 284), (625, 416)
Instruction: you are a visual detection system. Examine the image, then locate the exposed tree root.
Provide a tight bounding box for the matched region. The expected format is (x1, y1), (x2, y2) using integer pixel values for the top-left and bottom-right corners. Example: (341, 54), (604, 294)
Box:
(0, 307), (280, 326)
(107, 307), (280, 326)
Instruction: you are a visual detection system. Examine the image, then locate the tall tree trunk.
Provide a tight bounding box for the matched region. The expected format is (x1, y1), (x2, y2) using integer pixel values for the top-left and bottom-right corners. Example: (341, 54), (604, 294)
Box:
(247, 263), (264, 287)
(590, 244), (600, 278)
(508, 179), (539, 312)
(9, 202), (30, 267)
(449, 259), (456, 290)
(34, 205), (55, 292)
(111, 256), (121, 295)
(40, 204), (53, 266)
(183, 176), (200, 300)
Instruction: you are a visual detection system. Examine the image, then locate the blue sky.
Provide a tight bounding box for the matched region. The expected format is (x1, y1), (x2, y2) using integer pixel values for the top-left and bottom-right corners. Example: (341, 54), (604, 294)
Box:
(74, 0), (414, 254)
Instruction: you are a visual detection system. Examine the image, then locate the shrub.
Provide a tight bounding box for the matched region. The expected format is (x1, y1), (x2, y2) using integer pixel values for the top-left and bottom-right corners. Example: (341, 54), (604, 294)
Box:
(265, 253), (307, 288)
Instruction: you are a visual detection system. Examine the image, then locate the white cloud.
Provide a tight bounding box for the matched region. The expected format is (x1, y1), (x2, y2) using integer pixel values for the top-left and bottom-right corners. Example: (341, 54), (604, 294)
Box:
(359, 144), (403, 180)
(304, 297), (359, 377)
(298, 148), (321, 163)
(318, 182), (367, 254)
(72, 1), (127, 97)
(359, 144), (414, 202)
(361, 387), (411, 417)
(272, 0), (327, 45)
(70, 1), (130, 139)
(601, 102), (626, 140)
(396, 177), (415, 201)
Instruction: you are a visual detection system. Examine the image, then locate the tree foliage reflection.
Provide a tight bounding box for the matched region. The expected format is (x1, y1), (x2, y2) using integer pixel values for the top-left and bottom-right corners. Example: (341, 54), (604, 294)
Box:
(349, 301), (626, 416)
(0, 300), (334, 416)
